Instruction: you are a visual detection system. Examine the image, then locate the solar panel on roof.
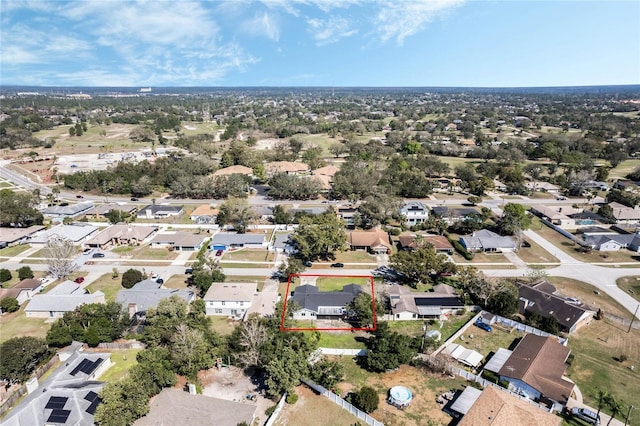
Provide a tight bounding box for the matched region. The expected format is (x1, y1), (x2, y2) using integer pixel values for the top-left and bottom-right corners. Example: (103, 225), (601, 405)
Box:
(80, 358), (103, 375)
(45, 396), (68, 410)
(47, 409), (71, 424)
(70, 359), (91, 376)
(84, 391), (98, 402)
(86, 398), (101, 415)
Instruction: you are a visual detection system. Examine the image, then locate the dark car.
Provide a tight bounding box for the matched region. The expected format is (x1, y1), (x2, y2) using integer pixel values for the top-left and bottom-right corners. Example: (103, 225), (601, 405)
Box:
(215, 250), (223, 256)
(74, 276), (85, 284)
(330, 262), (344, 268)
(185, 268), (193, 274)
(92, 252), (105, 258)
(76, 194), (84, 199)
(474, 319), (492, 332)
(156, 278), (164, 284)
(130, 197), (139, 201)
(303, 261), (312, 267)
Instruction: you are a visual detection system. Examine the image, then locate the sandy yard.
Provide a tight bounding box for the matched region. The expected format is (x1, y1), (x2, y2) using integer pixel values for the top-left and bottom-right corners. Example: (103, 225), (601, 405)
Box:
(199, 366), (273, 425)
(274, 386), (360, 426)
(256, 138), (279, 150)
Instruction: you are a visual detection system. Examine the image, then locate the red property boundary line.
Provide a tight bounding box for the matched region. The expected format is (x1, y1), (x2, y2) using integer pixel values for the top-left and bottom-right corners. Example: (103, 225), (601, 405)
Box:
(280, 273), (377, 332)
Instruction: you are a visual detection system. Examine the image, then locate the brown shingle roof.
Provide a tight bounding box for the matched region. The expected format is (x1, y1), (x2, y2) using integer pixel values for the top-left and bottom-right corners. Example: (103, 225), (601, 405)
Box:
(458, 386), (561, 426)
(312, 164), (339, 177)
(265, 161), (310, 174)
(348, 229), (392, 250)
(212, 165), (253, 177)
(498, 335), (573, 403)
(13, 279), (42, 290)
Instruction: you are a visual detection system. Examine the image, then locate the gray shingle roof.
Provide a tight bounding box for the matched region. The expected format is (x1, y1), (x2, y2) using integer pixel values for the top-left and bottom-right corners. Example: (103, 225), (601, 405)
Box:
(211, 233), (266, 245)
(290, 284), (362, 313)
(460, 229), (517, 251)
(116, 280), (195, 313)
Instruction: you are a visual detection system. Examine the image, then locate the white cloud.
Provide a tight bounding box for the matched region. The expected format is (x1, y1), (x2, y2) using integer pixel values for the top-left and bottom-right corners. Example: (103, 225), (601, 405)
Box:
(306, 16), (357, 45)
(241, 12), (280, 41)
(373, 0), (465, 44)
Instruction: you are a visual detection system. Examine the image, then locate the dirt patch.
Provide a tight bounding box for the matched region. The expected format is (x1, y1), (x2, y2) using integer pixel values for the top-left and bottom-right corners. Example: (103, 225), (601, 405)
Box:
(256, 138), (279, 150)
(275, 386), (360, 426)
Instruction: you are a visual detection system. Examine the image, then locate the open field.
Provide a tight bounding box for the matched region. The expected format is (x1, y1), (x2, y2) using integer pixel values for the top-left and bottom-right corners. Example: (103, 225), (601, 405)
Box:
(97, 348), (142, 382)
(331, 250), (377, 264)
(129, 247), (179, 261)
(274, 385), (361, 426)
(85, 273), (122, 301)
(517, 237), (560, 265)
(316, 331), (367, 349)
(609, 159), (640, 180)
(451, 322), (526, 358)
(0, 306), (50, 343)
(0, 244), (31, 258)
(222, 249), (273, 262)
(566, 319), (640, 421)
(616, 276), (640, 303)
(163, 274), (188, 290)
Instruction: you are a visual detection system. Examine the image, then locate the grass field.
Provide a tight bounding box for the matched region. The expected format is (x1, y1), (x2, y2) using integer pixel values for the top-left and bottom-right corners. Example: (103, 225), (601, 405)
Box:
(566, 319), (640, 421)
(316, 331), (367, 349)
(331, 250), (377, 264)
(164, 274), (188, 290)
(0, 244), (31, 258)
(274, 386), (361, 426)
(98, 349), (142, 382)
(209, 316), (238, 335)
(452, 322), (526, 357)
(616, 276), (640, 303)
(130, 247), (179, 260)
(315, 276), (371, 292)
(85, 273), (123, 301)
(0, 306), (50, 343)
(220, 262), (267, 268)
(517, 237), (560, 265)
(222, 249), (273, 262)
(609, 159), (640, 180)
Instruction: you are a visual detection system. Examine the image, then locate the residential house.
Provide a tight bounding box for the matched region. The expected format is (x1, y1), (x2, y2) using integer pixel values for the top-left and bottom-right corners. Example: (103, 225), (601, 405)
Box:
(498, 334), (574, 408)
(203, 282), (257, 319)
(347, 228), (392, 254)
(289, 284), (362, 320)
(25, 281), (105, 318)
(387, 284), (465, 320)
(493, 179), (507, 192)
(0, 279), (43, 305)
(42, 202), (94, 219)
(252, 205), (274, 221)
(454, 386), (561, 426)
(29, 223), (99, 244)
(149, 232), (209, 251)
(135, 389), (256, 426)
(85, 224), (159, 249)
(312, 165), (339, 190)
(0, 225), (45, 246)
(337, 206), (358, 228)
(399, 201), (429, 226)
(517, 281), (595, 333)
(397, 234), (454, 254)
(525, 181), (561, 193)
(460, 229), (517, 253)
(271, 233), (294, 254)
(580, 227), (640, 252)
(264, 161), (310, 177)
(84, 203), (137, 219)
(116, 279), (195, 317)
(608, 202), (640, 224)
(189, 204), (219, 224)
(530, 205), (578, 228)
(212, 165), (254, 178)
(613, 179), (640, 192)
(210, 233), (267, 250)
(136, 205), (183, 219)
(431, 206), (480, 225)
(2, 351), (111, 426)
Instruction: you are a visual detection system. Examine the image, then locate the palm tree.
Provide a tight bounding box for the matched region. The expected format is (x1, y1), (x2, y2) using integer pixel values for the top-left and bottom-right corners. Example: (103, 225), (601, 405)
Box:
(596, 389), (610, 420)
(606, 394), (626, 426)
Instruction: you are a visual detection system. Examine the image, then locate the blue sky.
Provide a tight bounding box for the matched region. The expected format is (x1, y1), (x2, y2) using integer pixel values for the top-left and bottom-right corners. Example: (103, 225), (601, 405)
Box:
(1, 0), (639, 87)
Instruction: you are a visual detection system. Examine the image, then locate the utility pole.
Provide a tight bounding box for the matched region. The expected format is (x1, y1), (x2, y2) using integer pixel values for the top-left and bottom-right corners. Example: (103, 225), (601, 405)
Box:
(628, 303), (639, 333)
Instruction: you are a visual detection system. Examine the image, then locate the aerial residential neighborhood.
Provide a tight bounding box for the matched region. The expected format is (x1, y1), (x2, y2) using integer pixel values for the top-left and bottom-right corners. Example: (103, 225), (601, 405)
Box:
(1, 1), (639, 426)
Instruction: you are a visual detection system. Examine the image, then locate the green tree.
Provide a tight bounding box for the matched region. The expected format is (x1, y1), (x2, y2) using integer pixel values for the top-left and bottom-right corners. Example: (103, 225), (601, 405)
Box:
(278, 258), (305, 281)
(0, 297), (20, 313)
(0, 337), (52, 384)
(348, 293), (382, 328)
(363, 322), (419, 372)
(309, 358), (344, 389)
(105, 209), (135, 224)
(486, 281), (519, 316)
(171, 324), (214, 379)
(95, 378), (150, 426)
(290, 212), (346, 260)
(272, 205), (292, 224)
(0, 268), (12, 284)
(46, 302), (128, 347)
(605, 394), (626, 426)
(354, 386), (379, 413)
(390, 245), (455, 286)
(267, 173), (322, 200)
(595, 389), (610, 421)
(265, 346), (309, 398)
(17, 266), (34, 280)
(467, 195), (482, 206)
(0, 189), (44, 227)
(122, 268), (144, 289)
(498, 203), (531, 236)
(216, 198), (255, 233)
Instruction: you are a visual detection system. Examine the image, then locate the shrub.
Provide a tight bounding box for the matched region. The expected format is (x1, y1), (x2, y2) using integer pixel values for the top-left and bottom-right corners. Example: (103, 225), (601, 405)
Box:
(354, 386), (378, 413)
(122, 268), (144, 289)
(286, 392), (299, 404)
(452, 240), (474, 260)
(0, 268), (12, 284)
(265, 405), (277, 417)
(17, 266), (34, 280)
(0, 297), (20, 313)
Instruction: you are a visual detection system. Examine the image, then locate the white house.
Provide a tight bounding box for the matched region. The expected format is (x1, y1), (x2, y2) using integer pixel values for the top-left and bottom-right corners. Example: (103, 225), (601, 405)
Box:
(399, 201), (429, 226)
(203, 282), (257, 319)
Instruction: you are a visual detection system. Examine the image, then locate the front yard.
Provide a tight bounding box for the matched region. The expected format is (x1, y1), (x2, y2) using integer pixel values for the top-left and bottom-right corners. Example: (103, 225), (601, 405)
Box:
(616, 276), (640, 303)
(222, 248), (273, 262)
(0, 306), (50, 343)
(85, 273), (122, 301)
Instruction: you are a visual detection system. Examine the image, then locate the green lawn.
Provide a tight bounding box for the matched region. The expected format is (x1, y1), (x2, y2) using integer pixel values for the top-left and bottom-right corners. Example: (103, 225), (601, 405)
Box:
(112, 246), (134, 254)
(386, 320), (427, 337)
(616, 276), (640, 303)
(130, 247), (178, 260)
(547, 277), (630, 318)
(452, 323), (526, 357)
(0, 244), (30, 257)
(566, 319), (640, 420)
(222, 249), (273, 262)
(439, 312), (476, 342)
(85, 273), (122, 302)
(517, 237), (560, 265)
(316, 331), (367, 349)
(315, 276), (371, 292)
(220, 262), (268, 269)
(0, 307), (51, 343)
(331, 250), (377, 264)
(164, 274), (188, 290)
(98, 349), (142, 382)
(208, 316), (238, 336)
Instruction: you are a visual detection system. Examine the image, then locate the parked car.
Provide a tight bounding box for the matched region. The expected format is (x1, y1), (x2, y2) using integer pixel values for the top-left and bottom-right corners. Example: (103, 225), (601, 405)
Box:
(76, 194), (84, 199)
(156, 278), (164, 284)
(330, 262), (344, 268)
(215, 250), (223, 256)
(74, 277), (85, 284)
(184, 268), (193, 274)
(130, 197), (139, 201)
(92, 252), (105, 258)
(303, 261), (312, 267)
(570, 407), (601, 425)
(82, 248), (92, 255)
(474, 319), (492, 332)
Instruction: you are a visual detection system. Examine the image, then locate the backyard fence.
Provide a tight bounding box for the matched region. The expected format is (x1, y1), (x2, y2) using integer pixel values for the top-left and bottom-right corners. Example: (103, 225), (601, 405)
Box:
(96, 340), (146, 350)
(318, 347), (367, 356)
(264, 392), (287, 426)
(488, 313), (567, 344)
(301, 379), (384, 426)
